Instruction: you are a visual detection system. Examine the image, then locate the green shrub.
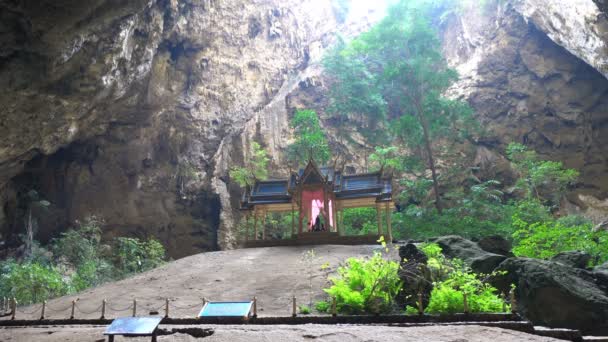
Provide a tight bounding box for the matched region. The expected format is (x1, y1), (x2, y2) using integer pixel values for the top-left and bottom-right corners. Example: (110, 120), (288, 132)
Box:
(425, 261), (506, 314)
(512, 215), (608, 266)
(315, 300), (330, 313)
(0, 260), (69, 303)
(324, 251), (402, 314)
(341, 207), (377, 236)
(52, 216), (103, 267)
(299, 305), (311, 314)
(114, 237), (166, 275)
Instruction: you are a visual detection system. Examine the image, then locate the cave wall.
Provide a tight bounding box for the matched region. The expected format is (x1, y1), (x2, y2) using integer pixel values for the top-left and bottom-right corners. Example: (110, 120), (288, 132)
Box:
(0, 0), (351, 258)
(440, 1), (608, 219)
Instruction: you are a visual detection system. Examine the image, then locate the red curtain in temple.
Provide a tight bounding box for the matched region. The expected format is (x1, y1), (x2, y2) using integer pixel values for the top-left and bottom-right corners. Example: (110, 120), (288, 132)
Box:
(301, 188), (333, 230)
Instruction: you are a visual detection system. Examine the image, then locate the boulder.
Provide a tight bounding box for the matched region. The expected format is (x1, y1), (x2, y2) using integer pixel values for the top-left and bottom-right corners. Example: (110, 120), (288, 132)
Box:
(493, 258), (608, 335)
(396, 243), (433, 310)
(593, 262), (608, 291)
(551, 251), (592, 269)
(433, 235), (507, 274)
(399, 243), (428, 264)
(477, 235), (513, 257)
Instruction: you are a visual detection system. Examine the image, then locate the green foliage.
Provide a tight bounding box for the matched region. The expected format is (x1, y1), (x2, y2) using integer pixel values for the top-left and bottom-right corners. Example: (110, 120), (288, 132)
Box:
(287, 109), (331, 166)
(299, 305), (311, 314)
(114, 238), (166, 275)
(405, 246), (508, 314)
(425, 273), (505, 314)
(0, 216), (167, 304)
(512, 214), (608, 266)
(52, 216), (103, 268)
(230, 141), (269, 187)
(324, 0), (477, 211)
(315, 300), (330, 313)
(341, 207), (377, 236)
(506, 143), (579, 204)
(369, 146), (401, 173)
(324, 251), (402, 314)
(0, 260), (69, 303)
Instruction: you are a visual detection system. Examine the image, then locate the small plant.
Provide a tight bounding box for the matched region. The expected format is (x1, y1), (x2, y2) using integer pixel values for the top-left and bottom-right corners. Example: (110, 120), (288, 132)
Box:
(299, 305), (311, 314)
(315, 300), (330, 313)
(229, 141), (269, 187)
(324, 249), (402, 314)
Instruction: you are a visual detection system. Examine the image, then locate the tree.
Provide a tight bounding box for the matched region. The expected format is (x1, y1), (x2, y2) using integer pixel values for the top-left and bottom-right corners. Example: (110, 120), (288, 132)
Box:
(369, 146), (401, 173)
(230, 141), (269, 187)
(287, 109), (331, 166)
(506, 142), (579, 205)
(324, 0), (476, 213)
(21, 190), (50, 257)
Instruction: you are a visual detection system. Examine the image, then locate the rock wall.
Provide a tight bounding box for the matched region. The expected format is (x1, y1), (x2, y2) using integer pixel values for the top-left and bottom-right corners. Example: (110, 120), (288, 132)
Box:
(442, 1), (608, 214)
(0, 0), (352, 257)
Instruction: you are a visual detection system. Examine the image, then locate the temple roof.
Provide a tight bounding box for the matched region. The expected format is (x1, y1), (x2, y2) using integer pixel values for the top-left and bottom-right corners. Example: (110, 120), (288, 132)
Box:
(240, 160), (392, 210)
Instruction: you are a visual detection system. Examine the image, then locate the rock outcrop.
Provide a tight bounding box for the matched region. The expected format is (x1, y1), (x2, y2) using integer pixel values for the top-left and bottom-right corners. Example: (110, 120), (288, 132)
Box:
(0, 0), (361, 257)
(433, 235), (507, 274)
(551, 251), (592, 269)
(493, 257), (608, 335)
(443, 1), (608, 211)
(397, 243), (433, 310)
(477, 235), (514, 257)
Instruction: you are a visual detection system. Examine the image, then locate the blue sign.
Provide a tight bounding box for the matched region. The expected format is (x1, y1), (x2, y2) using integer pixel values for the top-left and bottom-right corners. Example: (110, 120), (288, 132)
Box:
(198, 301), (253, 317)
(105, 316), (162, 335)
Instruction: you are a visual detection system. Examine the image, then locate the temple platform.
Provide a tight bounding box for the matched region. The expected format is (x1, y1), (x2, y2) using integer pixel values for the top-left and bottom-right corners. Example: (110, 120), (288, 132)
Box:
(243, 232), (381, 248)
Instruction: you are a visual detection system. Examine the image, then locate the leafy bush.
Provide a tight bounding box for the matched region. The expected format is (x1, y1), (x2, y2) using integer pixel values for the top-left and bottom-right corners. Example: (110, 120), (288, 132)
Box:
(0, 216), (167, 304)
(506, 142), (578, 205)
(315, 300), (330, 313)
(409, 245), (508, 314)
(425, 262), (506, 314)
(299, 305), (311, 314)
(341, 208), (377, 236)
(512, 214), (608, 266)
(0, 260), (69, 303)
(114, 238), (166, 275)
(324, 251), (402, 314)
(52, 216), (104, 267)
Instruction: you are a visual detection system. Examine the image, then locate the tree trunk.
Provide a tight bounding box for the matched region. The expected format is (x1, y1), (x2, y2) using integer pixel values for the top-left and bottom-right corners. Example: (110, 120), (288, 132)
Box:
(414, 101), (442, 214)
(26, 208), (33, 256)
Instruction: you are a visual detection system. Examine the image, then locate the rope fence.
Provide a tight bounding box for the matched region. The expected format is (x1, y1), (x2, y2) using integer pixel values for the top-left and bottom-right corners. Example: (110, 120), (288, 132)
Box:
(0, 288), (517, 321)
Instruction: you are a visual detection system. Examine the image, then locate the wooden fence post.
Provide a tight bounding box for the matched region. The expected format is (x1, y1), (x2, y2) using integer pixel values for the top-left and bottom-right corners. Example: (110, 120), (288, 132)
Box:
(40, 301), (46, 320)
(165, 298), (169, 318)
(70, 300), (76, 320)
(292, 296), (297, 317)
(101, 299), (106, 319)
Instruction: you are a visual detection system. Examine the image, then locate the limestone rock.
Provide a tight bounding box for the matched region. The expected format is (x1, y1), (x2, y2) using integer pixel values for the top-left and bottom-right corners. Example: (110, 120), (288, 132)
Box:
(477, 235), (514, 257)
(551, 251), (592, 269)
(433, 235), (507, 274)
(493, 257), (608, 334)
(397, 243), (433, 310)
